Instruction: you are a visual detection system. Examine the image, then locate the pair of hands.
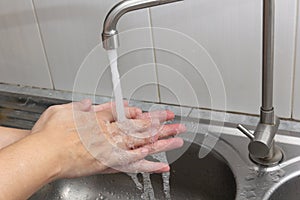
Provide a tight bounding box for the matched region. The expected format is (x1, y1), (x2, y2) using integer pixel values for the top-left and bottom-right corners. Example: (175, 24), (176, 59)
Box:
(30, 99), (186, 179)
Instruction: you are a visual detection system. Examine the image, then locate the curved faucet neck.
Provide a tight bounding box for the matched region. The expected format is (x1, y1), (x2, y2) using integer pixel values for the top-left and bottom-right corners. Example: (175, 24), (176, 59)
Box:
(102, 0), (183, 50)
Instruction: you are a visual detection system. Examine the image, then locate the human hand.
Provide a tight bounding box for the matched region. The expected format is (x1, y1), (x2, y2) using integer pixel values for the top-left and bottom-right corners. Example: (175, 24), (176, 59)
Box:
(0, 127), (30, 149)
(31, 99), (186, 179)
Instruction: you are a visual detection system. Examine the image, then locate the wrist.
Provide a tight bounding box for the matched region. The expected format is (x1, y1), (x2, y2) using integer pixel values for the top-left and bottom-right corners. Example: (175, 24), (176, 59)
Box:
(0, 126), (31, 149)
(0, 132), (63, 199)
(33, 128), (86, 180)
(28, 132), (63, 182)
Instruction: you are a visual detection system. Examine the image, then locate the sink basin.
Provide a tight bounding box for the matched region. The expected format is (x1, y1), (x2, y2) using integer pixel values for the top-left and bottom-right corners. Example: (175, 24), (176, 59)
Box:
(4, 90), (300, 200)
(269, 175), (300, 200)
(29, 142), (236, 200)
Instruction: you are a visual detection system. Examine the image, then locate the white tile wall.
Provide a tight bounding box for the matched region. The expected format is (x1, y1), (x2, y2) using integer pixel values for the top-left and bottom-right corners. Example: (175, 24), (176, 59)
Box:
(293, 62), (300, 120)
(293, 1), (300, 120)
(0, 0), (52, 88)
(150, 0), (297, 117)
(33, 0), (159, 102)
(1, 0), (297, 118)
(274, 0), (298, 118)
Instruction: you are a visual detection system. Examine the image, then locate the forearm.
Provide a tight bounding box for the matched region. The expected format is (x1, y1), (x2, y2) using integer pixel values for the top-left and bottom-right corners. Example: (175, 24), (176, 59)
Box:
(0, 132), (61, 200)
(0, 126), (30, 149)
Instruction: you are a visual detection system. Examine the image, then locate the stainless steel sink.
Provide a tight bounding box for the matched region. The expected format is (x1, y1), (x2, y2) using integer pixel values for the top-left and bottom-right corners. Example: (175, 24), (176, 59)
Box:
(269, 176), (300, 200)
(2, 90), (300, 200)
(29, 142), (237, 200)
(207, 126), (300, 200)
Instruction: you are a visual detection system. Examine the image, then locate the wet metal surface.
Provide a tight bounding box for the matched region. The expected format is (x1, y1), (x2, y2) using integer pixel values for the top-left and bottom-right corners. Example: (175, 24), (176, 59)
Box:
(30, 142), (236, 200)
(1, 90), (300, 199)
(0, 91), (68, 129)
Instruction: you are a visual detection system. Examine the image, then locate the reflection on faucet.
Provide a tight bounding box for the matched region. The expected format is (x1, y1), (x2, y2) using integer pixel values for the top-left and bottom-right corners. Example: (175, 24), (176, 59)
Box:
(101, 0), (183, 50)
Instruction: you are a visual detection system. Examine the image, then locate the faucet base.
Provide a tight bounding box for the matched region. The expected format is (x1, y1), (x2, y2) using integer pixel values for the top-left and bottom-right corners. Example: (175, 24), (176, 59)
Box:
(250, 145), (284, 167)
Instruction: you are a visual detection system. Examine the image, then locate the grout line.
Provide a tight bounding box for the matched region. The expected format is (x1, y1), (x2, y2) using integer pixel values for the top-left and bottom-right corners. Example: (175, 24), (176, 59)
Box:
(2, 83), (300, 133)
(187, 107), (194, 118)
(2, 82), (300, 124)
(31, 0), (56, 90)
(148, 8), (162, 103)
(291, 0), (300, 120)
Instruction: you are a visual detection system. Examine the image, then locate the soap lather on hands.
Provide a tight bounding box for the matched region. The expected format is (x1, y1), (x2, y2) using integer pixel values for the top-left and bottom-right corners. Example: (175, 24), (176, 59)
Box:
(32, 99), (186, 179)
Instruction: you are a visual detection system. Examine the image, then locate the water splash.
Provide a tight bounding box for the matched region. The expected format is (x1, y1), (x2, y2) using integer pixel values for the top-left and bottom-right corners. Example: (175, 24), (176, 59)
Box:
(127, 173), (143, 191)
(269, 168), (285, 183)
(162, 172), (171, 200)
(152, 152), (171, 200)
(142, 173), (155, 200)
(127, 152), (171, 200)
(241, 167), (286, 199)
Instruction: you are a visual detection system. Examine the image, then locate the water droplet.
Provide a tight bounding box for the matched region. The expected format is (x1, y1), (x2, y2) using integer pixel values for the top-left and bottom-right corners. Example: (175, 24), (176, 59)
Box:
(245, 191), (256, 199)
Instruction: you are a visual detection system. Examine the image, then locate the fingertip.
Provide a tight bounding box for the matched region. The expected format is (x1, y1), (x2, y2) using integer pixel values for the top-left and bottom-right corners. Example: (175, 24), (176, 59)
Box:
(175, 137), (184, 148)
(162, 165), (170, 172)
(136, 108), (143, 116)
(165, 137), (184, 150)
(166, 110), (175, 120)
(123, 100), (129, 107)
(154, 164), (170, 173)
(132, 108), (143, 118)
(178, 124), (187, 133)
(126, 107), (143, 119)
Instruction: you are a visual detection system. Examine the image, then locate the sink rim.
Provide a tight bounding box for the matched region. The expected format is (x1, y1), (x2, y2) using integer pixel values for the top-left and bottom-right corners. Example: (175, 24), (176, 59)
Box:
(264, 167), (300, 200)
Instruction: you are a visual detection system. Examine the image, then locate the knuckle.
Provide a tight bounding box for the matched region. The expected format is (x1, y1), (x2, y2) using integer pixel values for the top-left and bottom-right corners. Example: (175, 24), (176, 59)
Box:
(47, 105), (63, 114)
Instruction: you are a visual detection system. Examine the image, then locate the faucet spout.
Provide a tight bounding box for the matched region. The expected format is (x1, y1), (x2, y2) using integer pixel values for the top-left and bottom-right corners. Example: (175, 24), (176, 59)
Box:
(102, 0), (183, 50)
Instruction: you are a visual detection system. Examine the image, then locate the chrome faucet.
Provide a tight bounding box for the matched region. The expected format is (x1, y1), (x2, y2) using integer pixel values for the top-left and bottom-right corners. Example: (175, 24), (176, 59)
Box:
(101, 0), (183, 50)
(101, 0), (283, 166)
(237, 0), (283, 166)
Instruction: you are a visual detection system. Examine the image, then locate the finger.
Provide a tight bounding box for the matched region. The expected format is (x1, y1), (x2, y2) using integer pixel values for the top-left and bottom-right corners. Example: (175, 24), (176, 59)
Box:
(121, 124), (186, 149)
(95, 145), (149, 169)
(115, 159), (170, 173)
(96, 107), (142, 122)
(137, 110), (175, 123)
(126, 107), (143, 119)
(144, 137), (184, 155)
(157, 124), (187, 139)
(92, 101), (129, 112)
(101, 124), (159, 150)
(122, 119), (153, 132)
(111, 147), (149, 166)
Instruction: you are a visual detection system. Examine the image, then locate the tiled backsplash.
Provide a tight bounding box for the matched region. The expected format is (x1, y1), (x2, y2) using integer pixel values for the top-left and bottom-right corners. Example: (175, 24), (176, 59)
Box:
(151, 0), (297, 118)
(293, 0), (300, 120)
(0, 0), (299, 120)
(0, 0), (53, 89)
